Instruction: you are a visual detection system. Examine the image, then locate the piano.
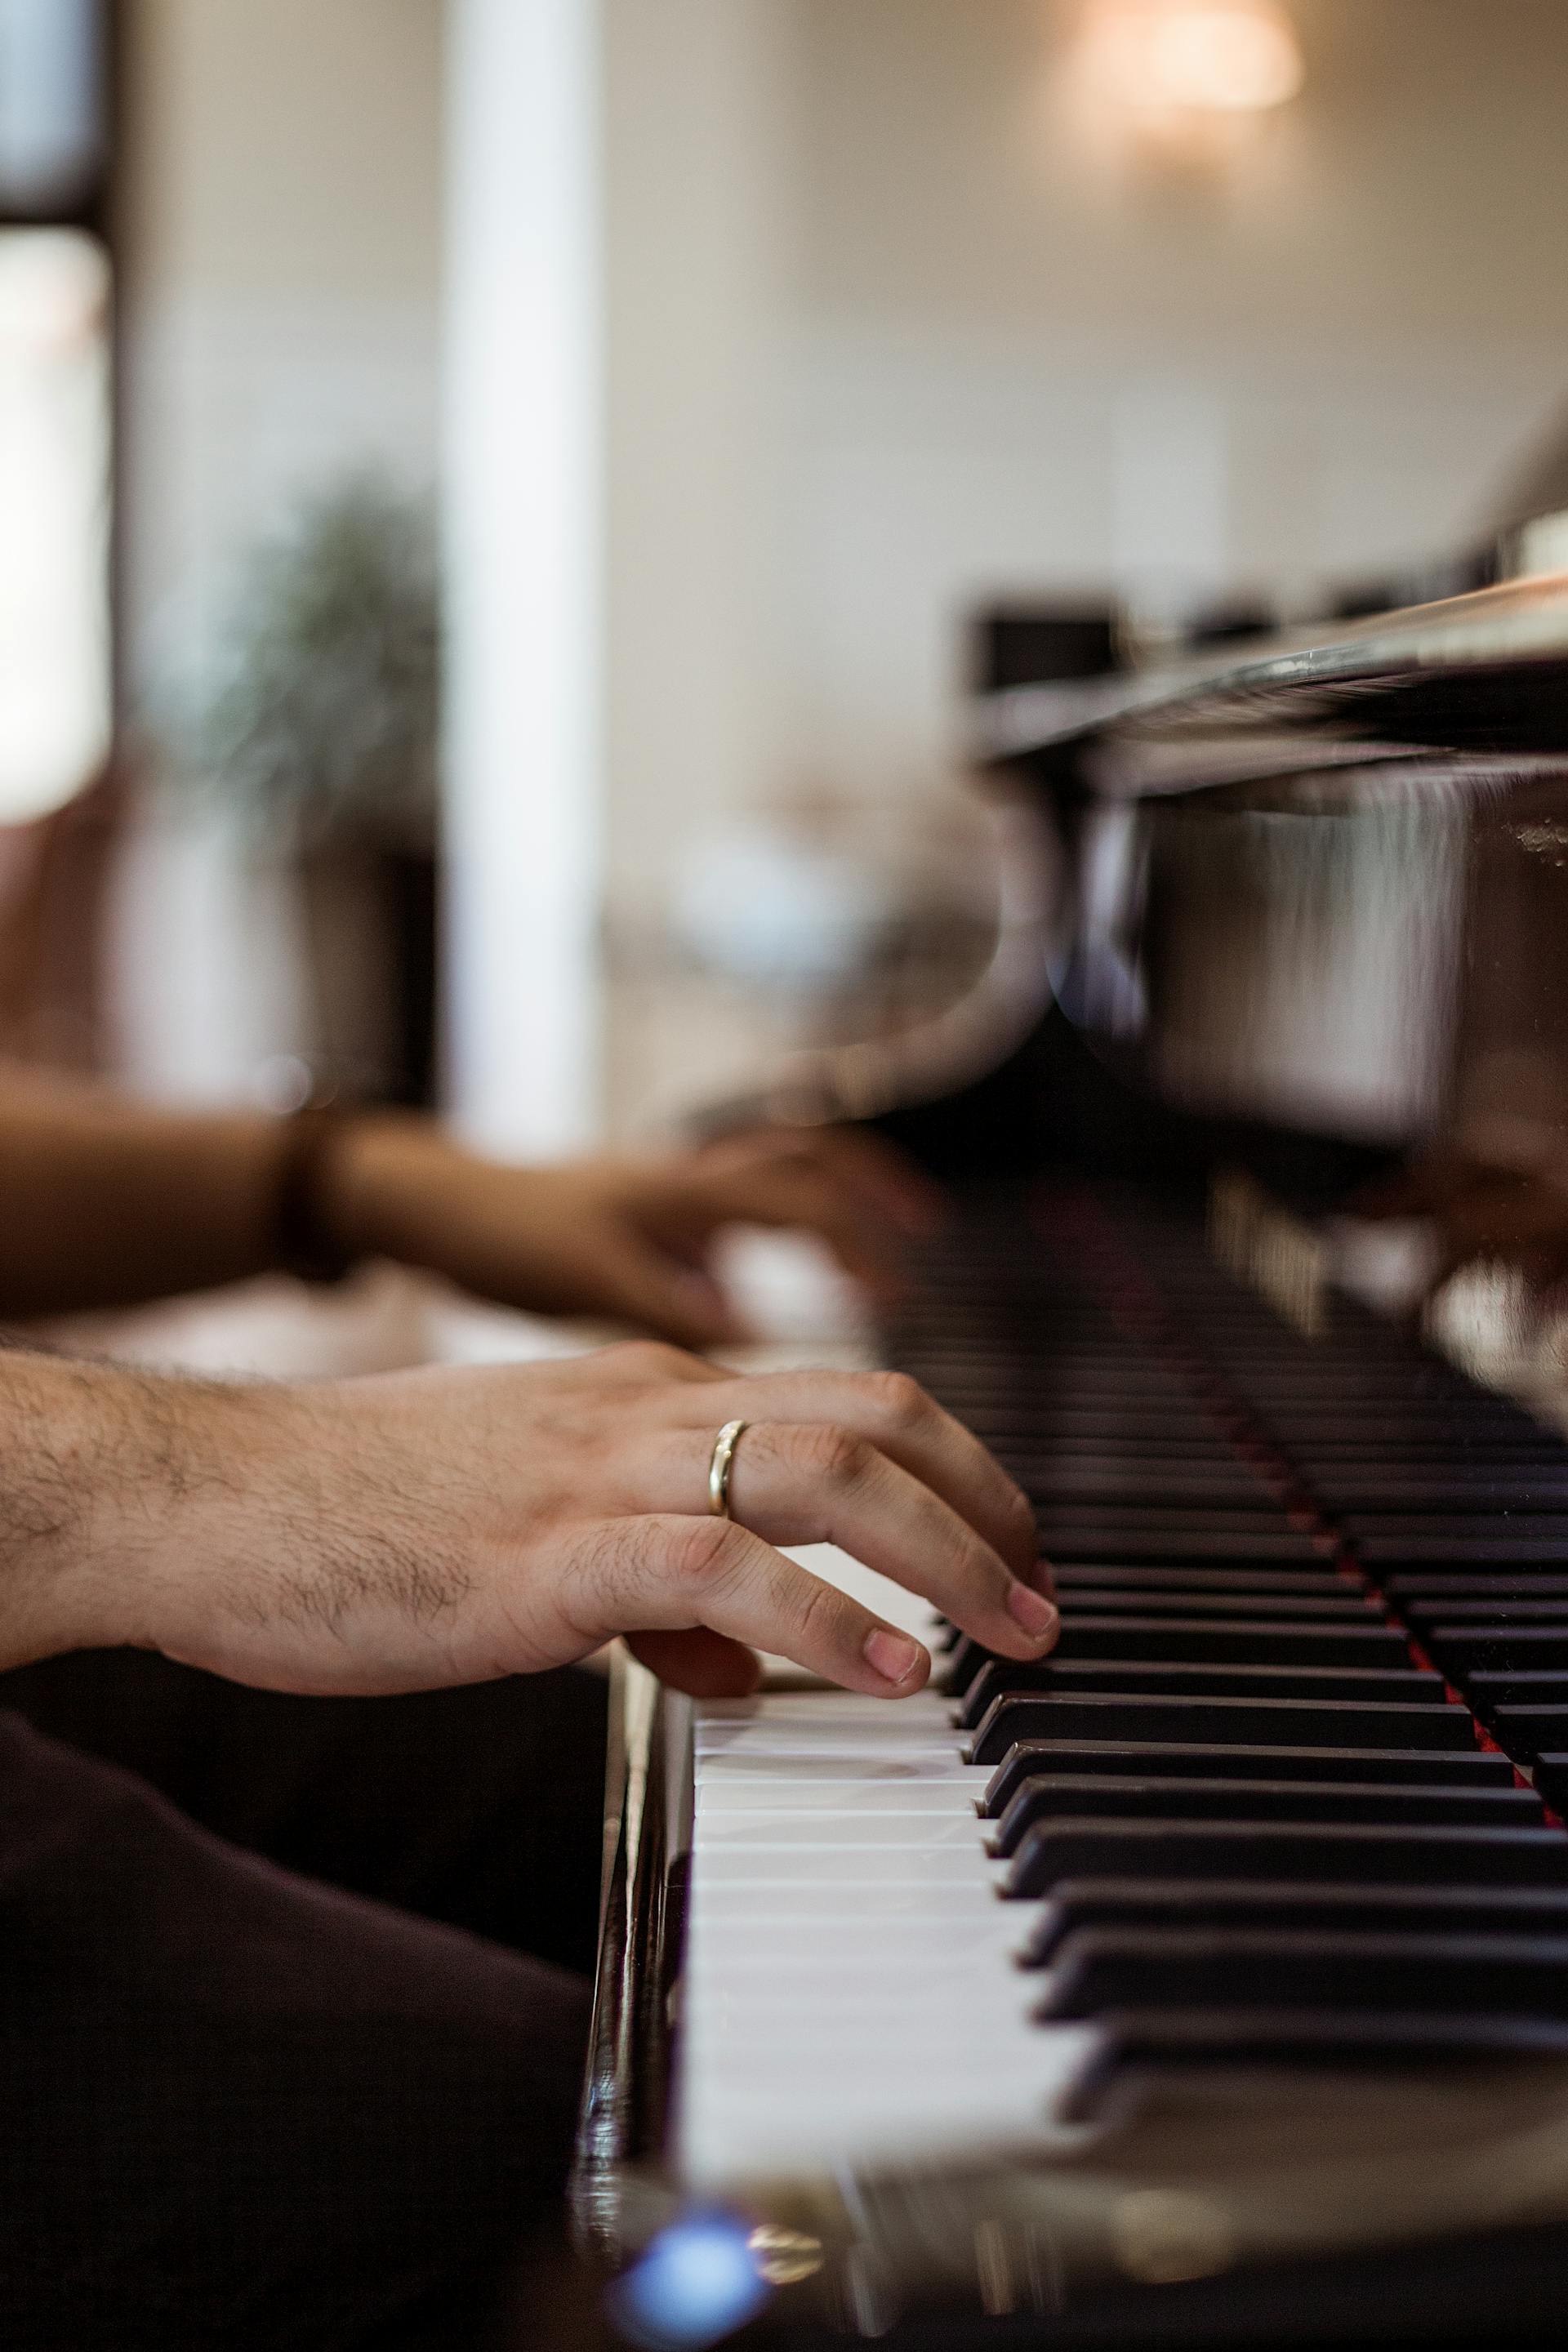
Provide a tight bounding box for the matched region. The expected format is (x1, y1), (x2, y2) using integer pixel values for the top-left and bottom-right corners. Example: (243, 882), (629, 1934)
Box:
(575, 559), (1568, 2347)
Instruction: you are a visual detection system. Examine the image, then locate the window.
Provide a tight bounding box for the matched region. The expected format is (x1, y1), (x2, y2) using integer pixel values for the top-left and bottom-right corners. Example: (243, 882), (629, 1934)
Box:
(0, 0), (113, 826)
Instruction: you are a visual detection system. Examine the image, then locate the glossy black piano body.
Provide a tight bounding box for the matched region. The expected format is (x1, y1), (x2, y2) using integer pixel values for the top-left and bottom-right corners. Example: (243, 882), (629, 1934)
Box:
(576, 571), (1568, 2346)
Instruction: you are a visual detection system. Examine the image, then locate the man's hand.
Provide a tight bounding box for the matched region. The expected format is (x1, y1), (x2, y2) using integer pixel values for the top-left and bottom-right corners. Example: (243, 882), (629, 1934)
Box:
(66, 1343), (1054, 1704)
(322, 1120), (944, 1347)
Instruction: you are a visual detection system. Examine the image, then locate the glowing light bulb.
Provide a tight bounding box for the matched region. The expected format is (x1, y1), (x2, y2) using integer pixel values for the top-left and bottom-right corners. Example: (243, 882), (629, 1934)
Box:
(1079, 0), (1304, 120)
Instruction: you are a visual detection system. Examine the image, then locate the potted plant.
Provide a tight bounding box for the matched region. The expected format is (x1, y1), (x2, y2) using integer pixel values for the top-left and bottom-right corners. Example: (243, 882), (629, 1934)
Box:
(163, 474), (440, 1105)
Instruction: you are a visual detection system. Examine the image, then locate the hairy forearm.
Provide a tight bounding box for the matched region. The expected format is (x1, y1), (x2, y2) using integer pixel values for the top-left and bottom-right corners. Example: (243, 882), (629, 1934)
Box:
(0, 1063), (292, 1316)
(0, 1343), (241, 1668)
(0, 1343), (461, 1686)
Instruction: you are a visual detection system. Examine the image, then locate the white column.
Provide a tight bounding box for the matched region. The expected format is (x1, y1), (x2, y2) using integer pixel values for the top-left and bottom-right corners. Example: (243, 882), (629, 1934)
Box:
(441, 0), (604, 1155)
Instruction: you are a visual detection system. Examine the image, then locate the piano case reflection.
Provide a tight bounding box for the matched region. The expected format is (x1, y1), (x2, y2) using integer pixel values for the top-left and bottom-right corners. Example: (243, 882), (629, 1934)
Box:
(574, 565), (1568, 2347)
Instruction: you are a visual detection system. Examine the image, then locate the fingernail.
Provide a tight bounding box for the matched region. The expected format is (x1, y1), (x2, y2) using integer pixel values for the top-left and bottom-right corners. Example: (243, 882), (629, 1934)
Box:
(1007, 1582), (1059, 1642)
(863, 1628), (926, 1688)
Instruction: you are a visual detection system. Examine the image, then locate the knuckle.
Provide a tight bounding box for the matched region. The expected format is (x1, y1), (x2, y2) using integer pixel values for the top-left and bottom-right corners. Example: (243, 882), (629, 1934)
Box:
(958, 1527), (1009, 1593)
(797, 1423), (872, 1486)
(866, 1370), (929, 1428)
(604, 1338), (702, 1383)
(666, 1516), (739, 1592)
(791, 1569), (846, 1651)
(568, 1519), (647, 1616)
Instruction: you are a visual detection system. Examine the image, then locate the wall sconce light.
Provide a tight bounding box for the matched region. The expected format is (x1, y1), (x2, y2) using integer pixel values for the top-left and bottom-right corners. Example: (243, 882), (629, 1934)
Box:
(1076, 0), (1304, 127)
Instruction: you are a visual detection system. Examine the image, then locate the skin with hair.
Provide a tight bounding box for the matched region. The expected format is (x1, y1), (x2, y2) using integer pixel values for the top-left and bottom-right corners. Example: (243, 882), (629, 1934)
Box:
(0, 1067), (1057, 1699)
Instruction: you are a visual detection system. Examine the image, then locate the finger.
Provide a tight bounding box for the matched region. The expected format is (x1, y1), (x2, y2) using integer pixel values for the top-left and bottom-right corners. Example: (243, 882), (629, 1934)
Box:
(596, 1516), (933, 1699)
(667, 1366), (1040, 1580)
(702, 1125), (947, 1239)
(715, 1421), (1058, 1660)
(681, 1158), (909, 1299)
(579, 1232), (746, 1350)
(795, 1126), (948, 1238)
(626, 1628), (762, 1698)
(594, 1338), (728, 1386)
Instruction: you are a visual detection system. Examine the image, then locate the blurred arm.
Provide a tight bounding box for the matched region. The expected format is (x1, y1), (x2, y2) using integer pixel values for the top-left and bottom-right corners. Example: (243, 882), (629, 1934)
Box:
(0, 1061), (944, 1338)
(0, 1062), (290, 1316)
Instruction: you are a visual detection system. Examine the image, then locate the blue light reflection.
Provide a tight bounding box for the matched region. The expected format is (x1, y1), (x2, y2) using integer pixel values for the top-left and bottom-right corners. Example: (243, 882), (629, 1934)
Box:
(606, 2210), (772, 2350)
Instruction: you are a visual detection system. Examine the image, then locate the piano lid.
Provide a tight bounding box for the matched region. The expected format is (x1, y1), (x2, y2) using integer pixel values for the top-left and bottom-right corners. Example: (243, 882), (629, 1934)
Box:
(976, 568), (1568, 805)
(962, 567), (1568, 1224)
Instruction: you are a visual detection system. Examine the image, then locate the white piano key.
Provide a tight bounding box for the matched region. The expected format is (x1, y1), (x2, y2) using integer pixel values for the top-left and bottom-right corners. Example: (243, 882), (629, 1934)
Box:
(694, 1809), (991, 1849)
(690, 1855), (999, 1891)
(684, 1922), (1023, 1966)
(678, 1642), (1094, 2190)
(700, 1687), (951, 1726)
(691, 1882), (1010, 1919)
(680, 2039), (1097, 2185)
(697, 1755), (984, 1784)
(696, 1787), (982, 1824)
(694, 1733), (964, 1766)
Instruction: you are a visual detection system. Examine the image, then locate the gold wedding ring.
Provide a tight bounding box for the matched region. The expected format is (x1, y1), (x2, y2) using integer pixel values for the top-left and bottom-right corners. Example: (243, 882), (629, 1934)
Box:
(708, 1419), (749, 1519)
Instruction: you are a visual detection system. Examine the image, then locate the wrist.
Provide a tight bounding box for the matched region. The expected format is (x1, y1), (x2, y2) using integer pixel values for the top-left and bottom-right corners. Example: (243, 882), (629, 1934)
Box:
(270, 1104), (380, 1284)
(307, 1113), (452, 1275)
(0, 1353), (256, 1667)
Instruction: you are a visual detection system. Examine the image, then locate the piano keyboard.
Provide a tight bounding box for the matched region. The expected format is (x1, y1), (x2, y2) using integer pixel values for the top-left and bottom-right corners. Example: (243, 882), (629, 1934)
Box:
(676, 1193), (1568, 2195)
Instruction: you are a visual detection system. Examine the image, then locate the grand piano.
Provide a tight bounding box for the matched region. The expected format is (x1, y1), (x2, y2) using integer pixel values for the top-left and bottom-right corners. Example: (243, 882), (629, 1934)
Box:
(574, 554), (1568, 2347)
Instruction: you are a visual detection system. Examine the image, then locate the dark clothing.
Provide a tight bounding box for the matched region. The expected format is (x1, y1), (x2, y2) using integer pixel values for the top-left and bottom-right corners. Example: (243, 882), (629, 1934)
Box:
(0, 1655), (608, 2350)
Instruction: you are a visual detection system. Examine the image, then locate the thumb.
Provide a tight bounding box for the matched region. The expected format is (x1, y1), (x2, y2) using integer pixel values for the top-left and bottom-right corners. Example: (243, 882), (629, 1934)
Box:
(589, 1231), (746, 1350)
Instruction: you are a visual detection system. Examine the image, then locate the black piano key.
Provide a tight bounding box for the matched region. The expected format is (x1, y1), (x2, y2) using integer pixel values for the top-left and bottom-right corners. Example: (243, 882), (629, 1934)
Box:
(1049, 1565), (1350, 1595)
(1324, 1475), (1568, 1508)
(1012, 1591), (1374, 1619)
(1350, 1521), (1568, 1554)
(1409, 1601), (1568, 1624)
(1003, 1819), (1568, 1900)
(982, 1412), (1227, 1443)
(1492, 1706), (1568, 1760)
(1035, 1526), (1325, 1566)
(1391, 1575), (1568, 1599)
(1465, 1673), (1568, 1715)
(1024, 1473), (1277, 1508)
(991, 1775), (1541, 1859)
(959, 1608), (1382, 1684)
(1370, 1543), (1568, 1571)
(1040, 1927), (1568, 2024)
(1019, 1875), (1568, 1967)
(1031, 1612), (1402, 1662)
(1048, 1589), (1382, 1627)
(981, 1740), (1517, 1819)
(956, 1660), (1441, 1735)
(1423, 1628), (1568, 1672)
(1298, 1443), (1568, 1466)
(1024, 1441), (1271, 1466)
(1061, 2010), (1568, 2123)
(948, 1615), (1404, 1699)
(1531, 1754), (1568, 1815)
(968, 1690), (1476, 1767)
(947, 1610), (1377, 1695)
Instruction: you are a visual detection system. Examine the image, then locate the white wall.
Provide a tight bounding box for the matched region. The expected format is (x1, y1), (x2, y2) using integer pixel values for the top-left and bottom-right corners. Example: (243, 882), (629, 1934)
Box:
(602, 0), (802, 903)
(113, 0), (1568, 1126)
(606, 0), (1568, 852)
(112, 0), (443, 1101)
(780, 0), (1568, 803)
(120, 0), (443, 691)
